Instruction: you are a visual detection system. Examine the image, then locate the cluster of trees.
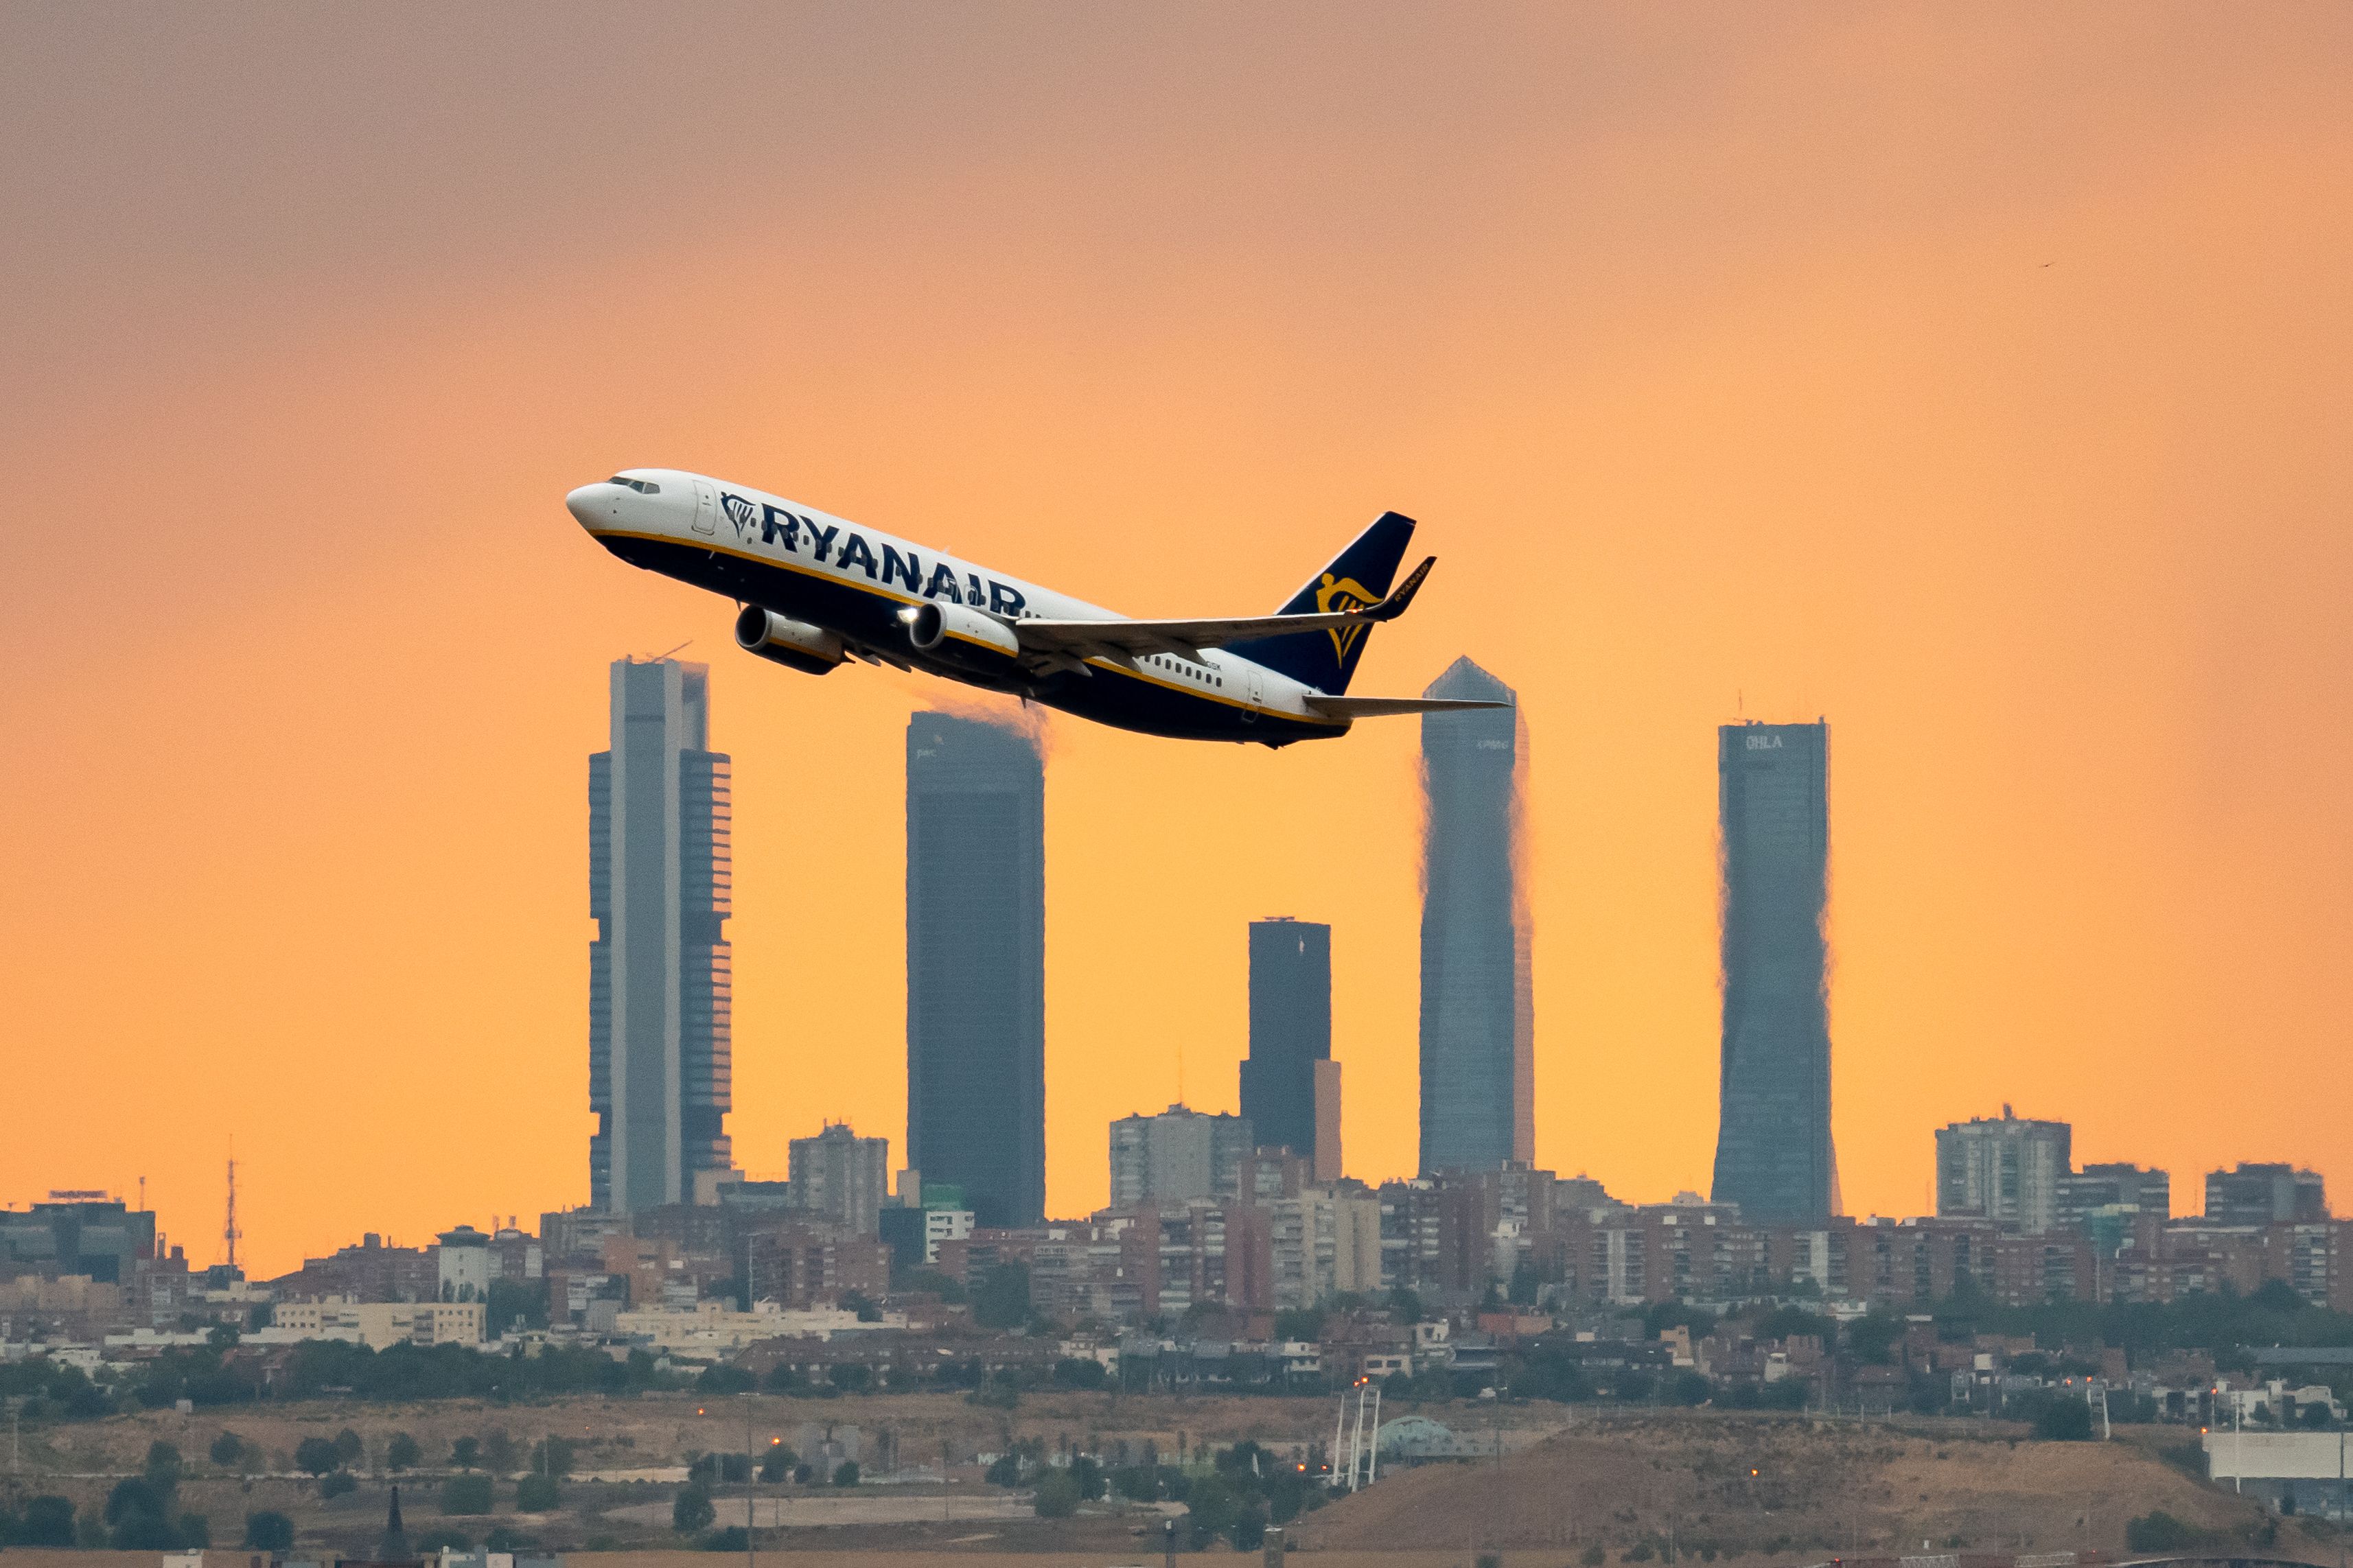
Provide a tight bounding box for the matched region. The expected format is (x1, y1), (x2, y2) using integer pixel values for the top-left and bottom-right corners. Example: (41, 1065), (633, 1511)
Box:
(971, 1440), (1327, 1548)
(282, 1339), (672, 1401)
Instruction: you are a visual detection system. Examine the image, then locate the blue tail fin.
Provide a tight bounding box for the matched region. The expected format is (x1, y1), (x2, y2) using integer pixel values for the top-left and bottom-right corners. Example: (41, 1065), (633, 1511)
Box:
(1228, 511), (1417, 694)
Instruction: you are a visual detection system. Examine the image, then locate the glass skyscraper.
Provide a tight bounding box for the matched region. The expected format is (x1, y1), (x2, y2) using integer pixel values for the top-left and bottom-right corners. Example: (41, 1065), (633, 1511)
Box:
(905, 712), (1046, 1228)
(1710, 719), (1834, 1228)
(589, 657), (733, 1214)
(1417, 657), (1533, 1175)
(1241, 918), (1338, 1178)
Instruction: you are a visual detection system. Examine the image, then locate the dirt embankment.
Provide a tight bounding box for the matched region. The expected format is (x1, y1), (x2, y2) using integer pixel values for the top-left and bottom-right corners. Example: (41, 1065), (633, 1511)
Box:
(1294, 1413), (2274, 1559)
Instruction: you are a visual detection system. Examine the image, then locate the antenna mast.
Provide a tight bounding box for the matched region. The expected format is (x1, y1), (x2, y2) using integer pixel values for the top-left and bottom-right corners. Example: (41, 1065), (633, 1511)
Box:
(223, 1149), (242, 1271)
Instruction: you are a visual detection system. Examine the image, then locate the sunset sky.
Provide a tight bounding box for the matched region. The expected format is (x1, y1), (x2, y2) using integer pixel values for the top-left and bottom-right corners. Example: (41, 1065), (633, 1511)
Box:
(3, 6), (2349, 1278)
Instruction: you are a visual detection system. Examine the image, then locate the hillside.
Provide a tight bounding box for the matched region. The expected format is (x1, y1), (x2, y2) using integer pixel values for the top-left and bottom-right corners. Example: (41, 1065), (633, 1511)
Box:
(1295, 1413), (2273, 1558)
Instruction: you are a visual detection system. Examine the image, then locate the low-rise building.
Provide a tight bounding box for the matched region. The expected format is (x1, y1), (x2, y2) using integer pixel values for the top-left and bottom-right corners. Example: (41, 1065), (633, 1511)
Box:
(260, 1297), (484, 1347)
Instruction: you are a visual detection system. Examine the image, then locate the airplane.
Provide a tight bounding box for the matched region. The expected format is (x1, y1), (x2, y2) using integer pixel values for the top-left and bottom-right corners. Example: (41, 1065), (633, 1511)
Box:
(566, 469), (1508, 745)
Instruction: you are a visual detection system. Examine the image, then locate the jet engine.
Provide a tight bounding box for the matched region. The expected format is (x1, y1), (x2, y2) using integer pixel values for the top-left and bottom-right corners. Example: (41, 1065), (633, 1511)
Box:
(734, 605), (846, 676)
(901, 600), (1021, 659)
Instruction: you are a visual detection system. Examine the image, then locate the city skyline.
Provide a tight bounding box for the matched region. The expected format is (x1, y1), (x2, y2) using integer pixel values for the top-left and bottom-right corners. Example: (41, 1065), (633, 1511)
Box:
(5, 10), (2350, 1276)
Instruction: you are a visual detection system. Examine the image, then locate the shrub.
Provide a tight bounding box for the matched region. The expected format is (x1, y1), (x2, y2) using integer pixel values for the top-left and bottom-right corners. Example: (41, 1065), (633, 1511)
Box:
(177, 1512), (211, 1547)
(451, 1436), (481, 1469)
(243, 1510), (294, 1552)
(441, 1473), (496, 1516)
(2126, 1512), (2197, 1554)
(1625, 1545), (1655, 1564)
(294, 1436), (340, 1476)
(210, 1431), (248, 1468)
(1581, 1545), (1607, 1567)
(673, 1484), (717, 1534)
(388, 1431), (422, 1471)
(318, 1471), (358, 1500)
(698, 1364), (756, 1394)
(833, 1460), (860, 1487)
(333, 1428), (364, 1466)
(417, 1526), (475, 1552)
(515, 1474), (561, 1512)
(1033, 1471), (1080, 1519)
(704, 1525), (751, 1552)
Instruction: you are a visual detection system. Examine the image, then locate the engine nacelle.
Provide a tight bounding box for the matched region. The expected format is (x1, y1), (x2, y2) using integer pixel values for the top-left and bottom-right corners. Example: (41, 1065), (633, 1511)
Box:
(734, 605), (845, 677)
(901, 600), (1020, 659)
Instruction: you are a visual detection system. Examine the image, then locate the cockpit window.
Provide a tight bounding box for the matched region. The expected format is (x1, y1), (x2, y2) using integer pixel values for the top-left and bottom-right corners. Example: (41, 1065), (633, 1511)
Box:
(605, 476), (662, 495)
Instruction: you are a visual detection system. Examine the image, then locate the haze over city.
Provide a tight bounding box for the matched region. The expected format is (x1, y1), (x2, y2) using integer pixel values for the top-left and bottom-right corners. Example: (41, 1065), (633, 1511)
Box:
(4, 5), (2352, 1280)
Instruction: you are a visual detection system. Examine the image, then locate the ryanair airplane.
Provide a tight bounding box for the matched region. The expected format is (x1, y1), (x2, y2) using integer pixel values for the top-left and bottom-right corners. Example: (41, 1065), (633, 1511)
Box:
(568, 469), (1506, 745)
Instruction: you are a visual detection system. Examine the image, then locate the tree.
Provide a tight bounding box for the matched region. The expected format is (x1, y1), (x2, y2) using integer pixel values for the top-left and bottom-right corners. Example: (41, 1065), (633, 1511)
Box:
(531, 1436), (578, 1477)
(1186, 1473), (1243, 1549)
(973, 1263), (1032, 1329)
(388, 1432), (423, 1472)
(441, 1474), (495, 1515)
(1273, 1307), (1327, 1343)
(1052, 1357), (1108, 1391)
(2127, 1512), (2197, 1553)
(699, 1364), (756, 1394)
(334, 1428), (366, 1467)
(986, 1453), (1025, 1488)
(18, 1496), (79, 1548)
(295, 1437), (340, 1477)
(319, 1472), (358, 1499)
(246, 1523), (299, 1560)
(210, 1431), (248, 1468)
(2034, 1399), (2094, 1441)
(450, 1436), (482, 1470)
(758, 1445), (796, 1482)
(146, 1441), (185, 1489)
(833, 1460), (861, 1487)
(481, 1429), (518, 1473)
(704, 1525), (751, 1553)
(1032, 1471), (1080, 1519)
(1068, 1454), (1106, 1500)
(105, 1477), (180, 1549)
(673, 1484), (717, 1534)
(515, 1475), (562, 1512)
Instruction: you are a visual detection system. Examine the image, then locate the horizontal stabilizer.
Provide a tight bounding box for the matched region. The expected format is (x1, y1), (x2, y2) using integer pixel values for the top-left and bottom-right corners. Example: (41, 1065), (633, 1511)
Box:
(1012, 554), (1439, 664)
(1302, 694), (1512, 718)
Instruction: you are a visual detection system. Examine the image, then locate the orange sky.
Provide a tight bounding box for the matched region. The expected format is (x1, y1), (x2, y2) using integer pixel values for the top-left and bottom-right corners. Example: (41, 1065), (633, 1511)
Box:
(2, 8), (2349, 1278)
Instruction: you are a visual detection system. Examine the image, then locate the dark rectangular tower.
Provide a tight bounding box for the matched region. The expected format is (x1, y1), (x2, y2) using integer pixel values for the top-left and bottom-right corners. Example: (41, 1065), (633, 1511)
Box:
(906, 713), (1046, 1228)
(589, 657), (732, 1214)
(1417, 657), (1533, 1175)
(1240, 918), (1333, 1171)
(1710, 719), (1833, 1228)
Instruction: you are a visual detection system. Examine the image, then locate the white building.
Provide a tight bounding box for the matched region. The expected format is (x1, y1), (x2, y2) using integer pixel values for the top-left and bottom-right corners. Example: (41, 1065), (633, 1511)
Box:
(438, 1226), (493, 1302)
(262, 1298), (484, 1348)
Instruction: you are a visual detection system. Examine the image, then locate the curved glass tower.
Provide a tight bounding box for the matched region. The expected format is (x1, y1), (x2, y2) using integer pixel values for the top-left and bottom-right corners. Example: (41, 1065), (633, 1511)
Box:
(1417, 657), (1533, 1175)
(1710, 720), (1834, 1228)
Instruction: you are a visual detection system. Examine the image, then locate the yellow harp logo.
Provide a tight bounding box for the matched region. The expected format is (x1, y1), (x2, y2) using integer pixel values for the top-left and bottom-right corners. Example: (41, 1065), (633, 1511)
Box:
(1315, 572), (1378, 662)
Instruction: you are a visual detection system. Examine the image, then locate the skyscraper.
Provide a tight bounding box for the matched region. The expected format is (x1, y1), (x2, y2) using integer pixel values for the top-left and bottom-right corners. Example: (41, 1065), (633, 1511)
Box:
(1417, 657), (1533, 1175)
(1711, 719), (1833, 1228)
(589, 657), (733, 1214)
(905, 712), (1045, 1228)
(1240, 919), (1342, 1180)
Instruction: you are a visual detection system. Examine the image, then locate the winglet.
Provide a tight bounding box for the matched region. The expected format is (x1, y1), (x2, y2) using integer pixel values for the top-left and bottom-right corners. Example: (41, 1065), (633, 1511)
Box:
(1365, 555), (1436, 622)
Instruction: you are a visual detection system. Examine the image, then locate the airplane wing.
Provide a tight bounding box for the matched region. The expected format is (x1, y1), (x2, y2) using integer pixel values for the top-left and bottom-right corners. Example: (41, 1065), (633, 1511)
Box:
(1014, 555), (1437, 664)
(1303, 695), (1513, 718)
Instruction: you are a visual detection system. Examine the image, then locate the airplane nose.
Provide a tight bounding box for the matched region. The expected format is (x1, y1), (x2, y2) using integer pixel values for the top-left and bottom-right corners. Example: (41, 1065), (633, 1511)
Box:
(566, 485), (607, 530)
